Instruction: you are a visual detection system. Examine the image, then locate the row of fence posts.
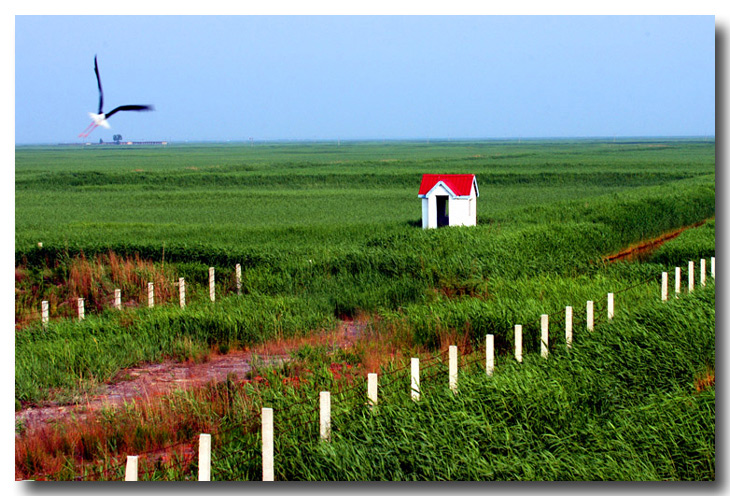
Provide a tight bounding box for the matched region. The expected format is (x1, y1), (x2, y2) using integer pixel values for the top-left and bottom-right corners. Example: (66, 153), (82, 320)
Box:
(38, 257), (717, 328)
(122, 344), (481, 481)
(40, 264), (246, 327)
(118, 256), (715, 481)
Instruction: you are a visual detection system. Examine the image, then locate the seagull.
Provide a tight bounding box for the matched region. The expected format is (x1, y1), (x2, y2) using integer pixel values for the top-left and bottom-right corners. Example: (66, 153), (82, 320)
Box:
(78, 55), (154, 138)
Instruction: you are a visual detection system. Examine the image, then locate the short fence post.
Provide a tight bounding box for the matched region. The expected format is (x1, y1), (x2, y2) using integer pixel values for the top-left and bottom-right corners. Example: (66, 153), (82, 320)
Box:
(540, 315), (549, 358)
(711, 257), (715, 279)
(675, 267), (681, 298)
(236, 263), (242, 295)
(514, 325), (522, 363)
(586, 301), (594, 331)
(688, 261), (695, 292)
(179, 277), (186, 308)
(486, 335), (494, 376)
(367, 373), (378, 407)
(78, 298), (84, 321)
(411, 358), (420, 401)
(114, 289), (121, 310)
(41, 301), (49, 327)
(449, 345), (458, 392)
(320, 392), (331, 441)
(148, 282), (154, 308)
(262, 408), (274, 481)
(125, 455), (138, 481)
(198, 433), (211, 481)
(607, 293), (614, 320)
(209, 267), (215, 302)
(565, 306), (573, 349)
(700, 259), (706, 287)
(661, 272), (668, 301)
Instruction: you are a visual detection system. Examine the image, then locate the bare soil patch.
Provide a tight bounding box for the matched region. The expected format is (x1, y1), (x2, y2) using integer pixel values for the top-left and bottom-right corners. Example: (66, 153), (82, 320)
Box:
(16, 317), (368, 431)
(604, 219), (709, 263)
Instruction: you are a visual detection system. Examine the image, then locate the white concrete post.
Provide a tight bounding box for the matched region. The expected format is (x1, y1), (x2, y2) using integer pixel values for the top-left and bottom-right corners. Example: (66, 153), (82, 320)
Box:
(700, 259), (706, 287)
(565, 306), (573, 349)
(236, 264), (242, 295)
(125, 455), (138, 481)
(179, 277), (186, 308)
(78, 298), (84, 321)
(209, 267), (215, 302)
(41, 301), (49, 327)
(587, 301), (594, 331)
(661, 272), (668, 301)
(147, 282), (154, 308)
(486, 334), (494, 376)
(449, 345), (458, 392)
(114, 289), (121, 310)
(198, 433), (211, 481)
(411, 358), (420, 401)
(320, 392), (331, 441)
(607, 293), (614, 320)
(688, 261), (695, 292)
(262, 408), (274, 481)
(675, 267), (681, 298)
(514, 325), (523, 363)
(711, 257), (715, 279)
(367, 373), (378, 407)
(540, 315), (549, 358)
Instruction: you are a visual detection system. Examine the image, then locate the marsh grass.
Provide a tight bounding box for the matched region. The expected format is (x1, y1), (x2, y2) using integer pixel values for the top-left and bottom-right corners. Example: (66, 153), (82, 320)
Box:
(15, 293), (336, 405)
(17, 284), (714, 481)
(15, 140), (715, 480)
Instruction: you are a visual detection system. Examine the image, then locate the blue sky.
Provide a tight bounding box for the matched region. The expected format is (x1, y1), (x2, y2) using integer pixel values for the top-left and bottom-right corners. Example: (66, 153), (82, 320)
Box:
(14, 15), (715, 143)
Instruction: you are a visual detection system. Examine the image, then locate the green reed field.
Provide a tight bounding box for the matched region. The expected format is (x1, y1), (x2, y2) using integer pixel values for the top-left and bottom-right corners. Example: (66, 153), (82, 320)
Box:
(15, 138), (714, 254)
(15, 139), (715, 399)
(14, 139), (715, 480)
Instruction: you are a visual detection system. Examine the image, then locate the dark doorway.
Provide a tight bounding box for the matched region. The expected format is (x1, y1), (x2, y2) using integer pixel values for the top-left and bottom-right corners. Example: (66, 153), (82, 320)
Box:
(436, 195), (449, 227)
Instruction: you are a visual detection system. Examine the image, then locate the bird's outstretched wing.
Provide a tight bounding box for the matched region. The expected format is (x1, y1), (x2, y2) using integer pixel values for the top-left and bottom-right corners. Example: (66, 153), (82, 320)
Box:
(94, 55), (104, 115)
(105, 105), (155, 119)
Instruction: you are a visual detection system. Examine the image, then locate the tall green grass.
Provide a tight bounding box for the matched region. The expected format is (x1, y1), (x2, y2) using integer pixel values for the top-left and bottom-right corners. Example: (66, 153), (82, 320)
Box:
(649, 219), (716, 266)
(15, 139), (714, 255)
(18, 279), (714, 480)
(203, 285), (714, 481)
(15, 294), (336, 405)
(15, 139), (715, 408)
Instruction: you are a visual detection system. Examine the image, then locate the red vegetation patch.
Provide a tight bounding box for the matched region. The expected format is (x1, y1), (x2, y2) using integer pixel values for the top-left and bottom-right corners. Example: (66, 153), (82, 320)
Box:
(15, 251), (177, 329)
(695, 370), (715, 393)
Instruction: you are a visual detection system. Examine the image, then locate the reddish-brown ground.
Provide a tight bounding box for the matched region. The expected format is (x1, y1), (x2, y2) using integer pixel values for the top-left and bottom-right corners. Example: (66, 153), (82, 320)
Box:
(16, 317), (368, 431)
(604, 219), (709, 263)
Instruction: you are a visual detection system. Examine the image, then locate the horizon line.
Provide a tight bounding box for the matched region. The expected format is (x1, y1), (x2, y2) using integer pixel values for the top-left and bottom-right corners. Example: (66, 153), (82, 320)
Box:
(15, 135), (717, 146)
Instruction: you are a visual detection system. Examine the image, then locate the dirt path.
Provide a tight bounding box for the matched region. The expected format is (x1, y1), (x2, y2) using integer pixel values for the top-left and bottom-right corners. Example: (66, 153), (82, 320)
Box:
(604, 219), (710, 263)
(16, 317), (369, 431)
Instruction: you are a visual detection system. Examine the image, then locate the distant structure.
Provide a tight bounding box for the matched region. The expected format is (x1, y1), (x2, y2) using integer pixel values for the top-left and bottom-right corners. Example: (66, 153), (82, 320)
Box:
(418, 174), (479, 229)
(82, 141), (168, 146)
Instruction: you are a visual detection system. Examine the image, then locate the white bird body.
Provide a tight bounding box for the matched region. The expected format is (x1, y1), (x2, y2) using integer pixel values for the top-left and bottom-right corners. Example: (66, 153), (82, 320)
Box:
(88, 112), (111, 129)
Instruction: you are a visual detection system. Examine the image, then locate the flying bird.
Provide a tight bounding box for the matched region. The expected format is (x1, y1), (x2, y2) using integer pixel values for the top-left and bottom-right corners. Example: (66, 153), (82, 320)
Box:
(78, 55), (154, 138)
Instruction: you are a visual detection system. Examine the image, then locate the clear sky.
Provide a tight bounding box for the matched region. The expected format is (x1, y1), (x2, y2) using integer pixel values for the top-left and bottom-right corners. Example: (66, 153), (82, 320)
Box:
(14, 15), (715, 144)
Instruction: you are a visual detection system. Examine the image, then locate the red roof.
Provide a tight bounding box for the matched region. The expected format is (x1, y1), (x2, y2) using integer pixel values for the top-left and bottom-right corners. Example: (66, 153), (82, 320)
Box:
(418, 174), (477, 197)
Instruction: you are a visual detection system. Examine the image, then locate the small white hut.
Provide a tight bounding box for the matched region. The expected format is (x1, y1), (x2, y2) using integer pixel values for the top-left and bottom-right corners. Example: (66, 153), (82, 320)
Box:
(418, 174), (479, 229)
